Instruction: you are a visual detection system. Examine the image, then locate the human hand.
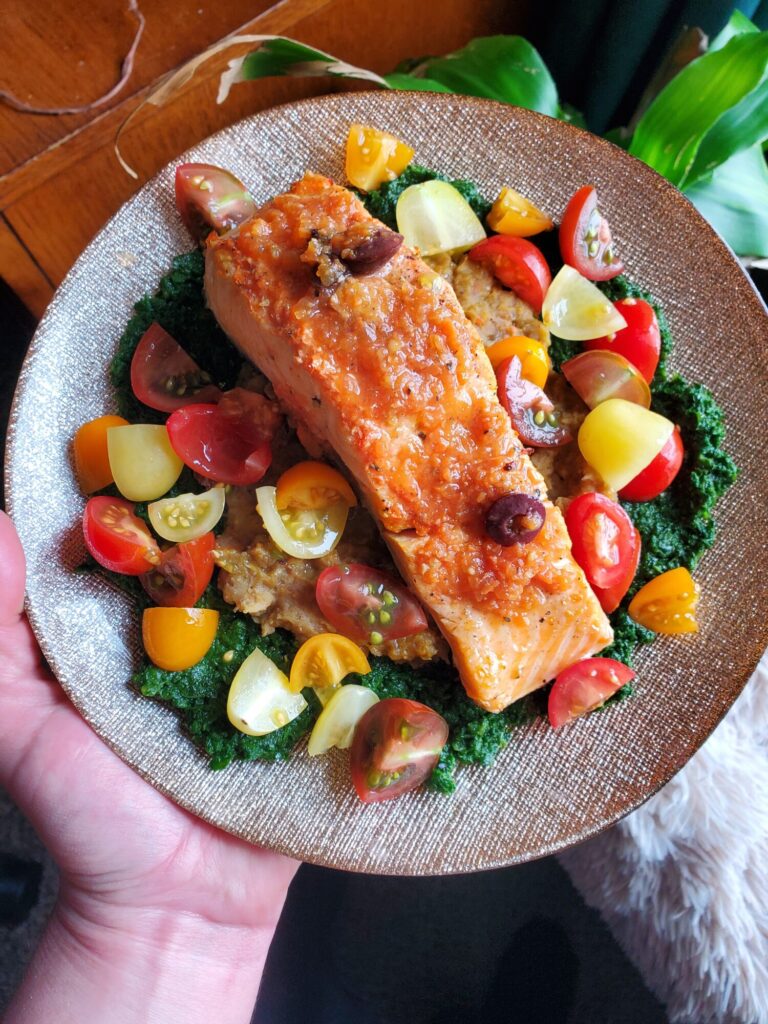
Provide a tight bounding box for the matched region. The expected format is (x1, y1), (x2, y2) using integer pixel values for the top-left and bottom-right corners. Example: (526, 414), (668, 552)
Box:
(0, 510), (298, 1023)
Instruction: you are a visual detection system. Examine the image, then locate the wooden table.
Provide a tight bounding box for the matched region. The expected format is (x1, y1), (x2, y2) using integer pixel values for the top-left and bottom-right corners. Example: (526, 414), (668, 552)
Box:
(0, 0), (531, 318)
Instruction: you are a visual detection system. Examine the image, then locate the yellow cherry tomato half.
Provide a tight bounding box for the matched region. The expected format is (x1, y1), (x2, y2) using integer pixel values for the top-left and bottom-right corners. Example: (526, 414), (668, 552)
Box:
(227, 647), (307, 736)
(108, 424), (184, 502)
(542, 265), (628, 341)
(578, 399), (674, 492)
(275, 461), (357, 511)
(307, 684), (380, 756)
(289, 633), (371, 694)
(629, 567), (699, 635)
(256, 485), (348, 559)
(345, 124), (414, 192)
(487, 187), (554, 237)
(142, 607), (219, 671)
(148, 487), (226, 543)
(73, 415), (129, 493)
(396, 180), (486, 256)
(485, 336), (551, 388)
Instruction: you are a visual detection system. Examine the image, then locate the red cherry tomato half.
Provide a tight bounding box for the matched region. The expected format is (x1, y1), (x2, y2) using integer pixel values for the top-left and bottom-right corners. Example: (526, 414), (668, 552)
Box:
(559, 186), (624, 281)
(130, 322), (221, 413)
(175, 164), (257, 244)
(166, 389), (276, 486)
(315, 564), (428, 646)
(350, 698), (449, 803)
(496, 357), (572, 448)
(591, 523), (641, 613)
(565, 493), (640, 591)
(584, 297), (661, 383)
(619, 427), (684, 502)
(548, 657), (635, 729)
(83, 497), (161, 576)
(139, 532), (215, 607)
(469, 236), (552, 314)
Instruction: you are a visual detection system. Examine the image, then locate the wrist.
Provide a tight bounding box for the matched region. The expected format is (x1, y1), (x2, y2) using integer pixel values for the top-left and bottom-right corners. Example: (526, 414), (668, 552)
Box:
(6, 884), (284, 1024)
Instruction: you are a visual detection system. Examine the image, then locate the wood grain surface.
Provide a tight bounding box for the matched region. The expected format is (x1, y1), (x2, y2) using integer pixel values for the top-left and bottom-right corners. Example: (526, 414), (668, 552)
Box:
(0, 0), (530, 316)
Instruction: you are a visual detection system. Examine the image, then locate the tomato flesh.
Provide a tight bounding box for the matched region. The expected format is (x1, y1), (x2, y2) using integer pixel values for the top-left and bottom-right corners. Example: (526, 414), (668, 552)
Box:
(142, 607), (219, 671)
(175, 164), (257, 244)
(560, 186), (624, 281)
(496, 357), (571, 448)
(166, 389), (276, 486)
(591, 523), (641, 613)
(548, 658), (635, 728)
(565, 493), (640, 592)
(83, 497), (160, 575)
(619, 428), (684, 502)
(315, 564), (428, 646)
(139, 532), (215, 607)
(130, 323), (220, 412)
(584, 298), (661, 383)
(469, 236), (551, 314)
(350, 698), (449, 803)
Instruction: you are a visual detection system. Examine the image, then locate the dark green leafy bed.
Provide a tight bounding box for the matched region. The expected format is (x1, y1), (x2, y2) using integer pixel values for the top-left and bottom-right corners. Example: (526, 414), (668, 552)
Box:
(105, 171), (736, 792)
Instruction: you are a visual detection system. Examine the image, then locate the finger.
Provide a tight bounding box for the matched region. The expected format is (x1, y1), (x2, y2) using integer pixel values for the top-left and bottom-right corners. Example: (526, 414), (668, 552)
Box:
(0, 511), (26, 624)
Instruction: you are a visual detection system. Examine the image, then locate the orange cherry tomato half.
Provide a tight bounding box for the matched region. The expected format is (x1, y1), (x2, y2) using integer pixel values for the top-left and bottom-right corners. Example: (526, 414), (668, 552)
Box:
(548, 657), (635, 728)
(349, 698), (449, 803)
(130, 322), (221, 413)
(142, 607), (219, 671)
(619, 428), (684, 502)
(560, 186), (624, 282)
(74, 415), (129, 493)
(83, 496), (161, 575)
(275, 461), (357, 511)
(175, 163), (257, 244)
(584, 297), (661, 383)
(288, 633), (370, 694)
(486, 336), (550, 388)
(628, 566), (699, 635)
(487, 187), (554, 237)
(469, 236), (552, 314)
(565, 493), (640, 591)
(139, 532), (215, 607)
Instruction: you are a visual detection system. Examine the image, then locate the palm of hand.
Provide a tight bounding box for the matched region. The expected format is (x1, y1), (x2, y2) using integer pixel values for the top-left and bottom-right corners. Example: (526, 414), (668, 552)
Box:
(0, 513), (297, 931)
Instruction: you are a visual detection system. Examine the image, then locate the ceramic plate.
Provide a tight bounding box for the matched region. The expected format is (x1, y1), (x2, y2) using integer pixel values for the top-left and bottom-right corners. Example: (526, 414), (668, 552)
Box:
(6, 92), (768, 874)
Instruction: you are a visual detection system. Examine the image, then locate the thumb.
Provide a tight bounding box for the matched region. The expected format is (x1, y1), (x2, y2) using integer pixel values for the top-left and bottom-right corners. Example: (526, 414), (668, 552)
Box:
(0, 511), (27, 625)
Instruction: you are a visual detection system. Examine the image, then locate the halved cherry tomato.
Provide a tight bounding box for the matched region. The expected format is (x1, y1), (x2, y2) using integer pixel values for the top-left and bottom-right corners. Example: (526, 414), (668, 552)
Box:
(148, 488), (226, 543)
(175, 164), (257, 244)
(619, 428), (684, 502)
(548, 658), (635, 728)
(350, 698), (449, 803)
(142, 607), (219, 671)
(486, 336), (550, 388)
(560, 186), (624, 281)
(275, 461), (357, 511)
(628, 566), (699, 635)
(578, 399), (674, 492)
(130, 323), (221, 413)
(487, 187), (554, 237)
(73, 415), (129, 493)
(166, 389), (276, 486)
(584, 298), (661, 383)
(345, 124), (414, 192)
(316, 564), (428, 646)
(107, 424), (185, 502)
(227, 647), (307, 736)
(469, 236), (551, 314)
(561, 350), (651, 409)
(307, 684), (380, 756)
(565, 493), (640, 591)
(139, 532), (215, 607)
(591, 524), (641, 613)
(542, 265), (627, 341)
(496, 357), (571, 448)
(288, 633), (370, 694)
(83, 496), (161, 575)
(257, 486), (348, 559)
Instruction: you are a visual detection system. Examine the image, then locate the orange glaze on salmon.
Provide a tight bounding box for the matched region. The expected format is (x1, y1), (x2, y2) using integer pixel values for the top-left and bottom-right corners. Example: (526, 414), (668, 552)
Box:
(205, 173), (613, 712)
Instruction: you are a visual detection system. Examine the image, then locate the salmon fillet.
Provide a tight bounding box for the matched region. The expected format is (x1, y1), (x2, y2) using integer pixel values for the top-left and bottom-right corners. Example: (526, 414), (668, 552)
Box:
(205, 173), (613, 712)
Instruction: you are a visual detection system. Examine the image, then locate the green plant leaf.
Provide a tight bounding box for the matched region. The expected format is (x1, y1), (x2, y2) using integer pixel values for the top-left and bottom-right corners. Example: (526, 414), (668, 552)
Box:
(709, 8), (759, 51)
(413, 36), (559, 116)
(383, 72), (453, 93)
(684, 144), (768, 257)
(629, 30), (768, 188)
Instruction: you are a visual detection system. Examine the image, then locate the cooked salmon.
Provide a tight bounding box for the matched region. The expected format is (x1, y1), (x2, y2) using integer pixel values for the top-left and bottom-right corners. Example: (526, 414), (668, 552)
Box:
(205, 173), (613, 712)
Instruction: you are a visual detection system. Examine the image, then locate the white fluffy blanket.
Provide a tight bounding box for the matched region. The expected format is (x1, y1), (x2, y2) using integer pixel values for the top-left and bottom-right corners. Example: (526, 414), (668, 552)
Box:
(560, 652), (768, 1024)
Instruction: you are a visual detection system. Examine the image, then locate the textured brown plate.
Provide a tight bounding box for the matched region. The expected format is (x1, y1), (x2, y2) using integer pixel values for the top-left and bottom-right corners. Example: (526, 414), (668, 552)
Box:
(5, 92), (768, 875)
